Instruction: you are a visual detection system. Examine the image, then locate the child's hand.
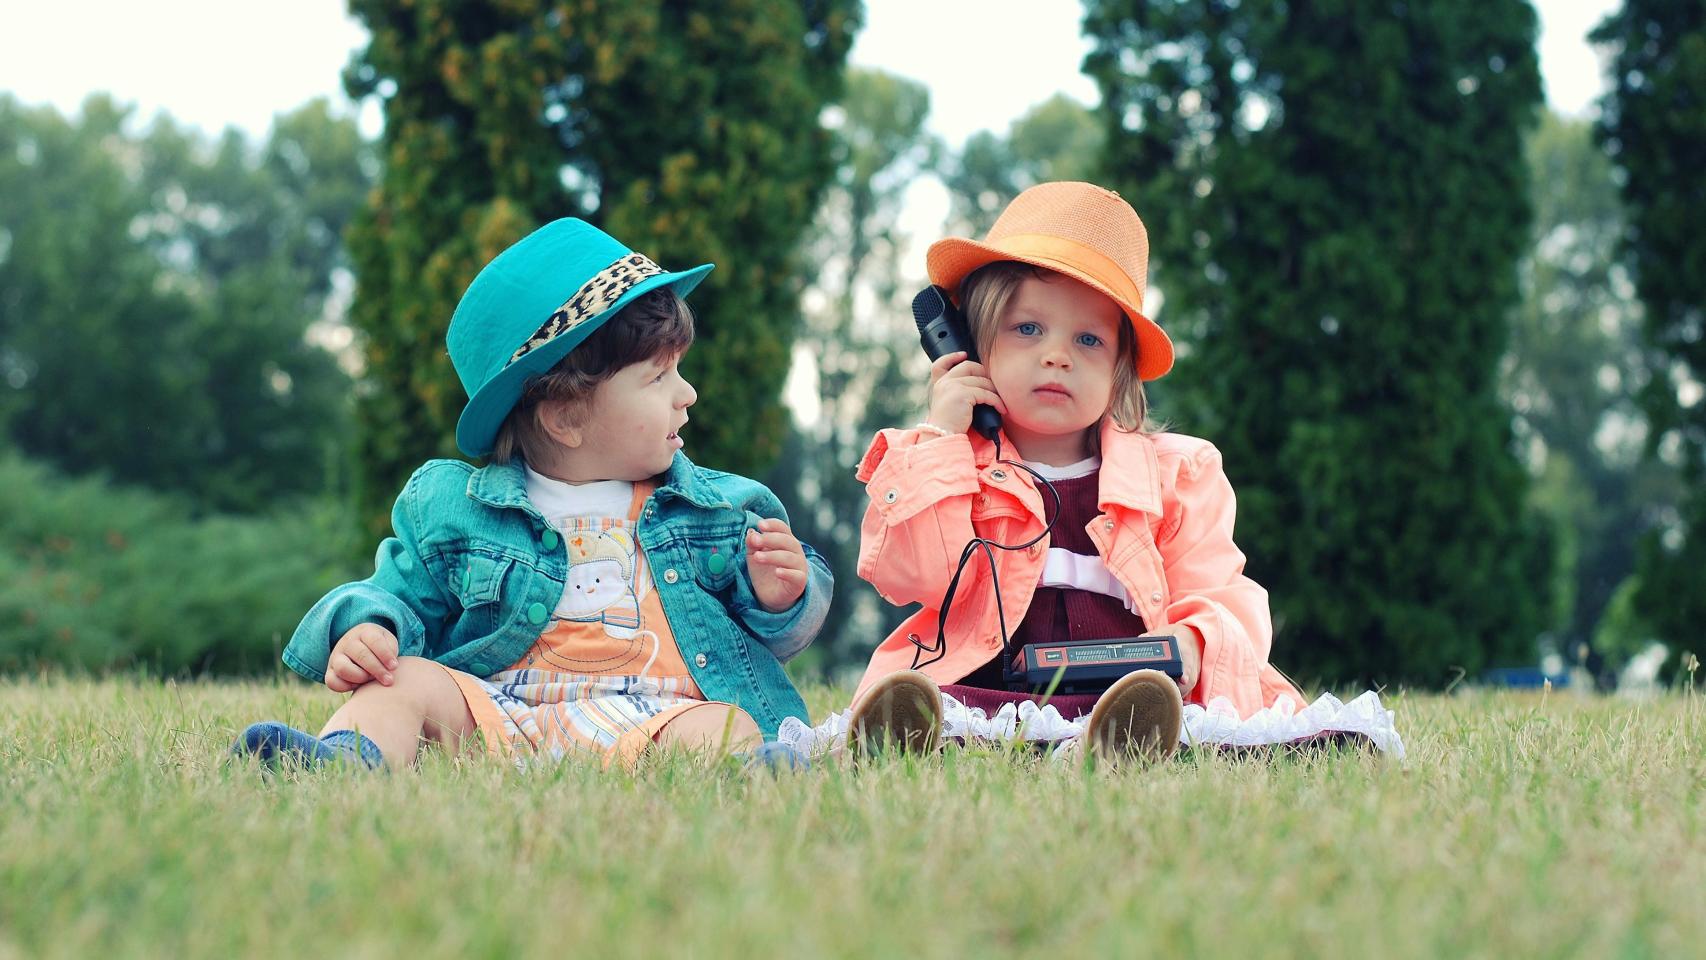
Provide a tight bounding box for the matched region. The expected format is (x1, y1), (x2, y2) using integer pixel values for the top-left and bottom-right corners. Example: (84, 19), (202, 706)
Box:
(1153, 623), (1203, 696)
(745, 518), (809, 613)
(925, 351), (1007, 436)
(326, 623), (400, 693)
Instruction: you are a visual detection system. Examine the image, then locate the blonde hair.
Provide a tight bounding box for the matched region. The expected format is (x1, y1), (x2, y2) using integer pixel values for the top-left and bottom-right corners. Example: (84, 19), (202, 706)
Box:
(490, 290), (695, 465)
(958, 260), (1154, 436)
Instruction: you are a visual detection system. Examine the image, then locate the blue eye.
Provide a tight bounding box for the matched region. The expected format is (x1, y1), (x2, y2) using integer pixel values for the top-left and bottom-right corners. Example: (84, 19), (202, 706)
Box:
(1015, 321), (1041, 336)
(1076, 333), (1104, 348)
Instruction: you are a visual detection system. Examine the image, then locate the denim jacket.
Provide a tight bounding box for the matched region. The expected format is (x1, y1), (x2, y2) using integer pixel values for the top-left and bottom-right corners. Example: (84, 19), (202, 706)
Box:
(283, 453), (832, 737)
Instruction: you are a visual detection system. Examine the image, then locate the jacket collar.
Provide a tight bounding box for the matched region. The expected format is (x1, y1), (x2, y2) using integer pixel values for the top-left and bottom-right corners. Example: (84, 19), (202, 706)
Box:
(651, 451), (733, 510)
(466, 452), (728, 513)
(1093, 420), (1164, 518)
(465, 457), (536, 513)
(970, 419), (1163, 519)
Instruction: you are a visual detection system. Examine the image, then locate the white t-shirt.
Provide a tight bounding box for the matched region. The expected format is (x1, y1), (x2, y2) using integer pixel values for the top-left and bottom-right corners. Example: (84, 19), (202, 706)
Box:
(524, 467), (635, 524)
(1023, 455), (1100, 481)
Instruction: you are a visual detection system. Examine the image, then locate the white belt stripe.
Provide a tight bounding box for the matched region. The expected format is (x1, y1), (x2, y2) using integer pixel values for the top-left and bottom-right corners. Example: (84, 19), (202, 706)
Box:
(1036, 548), (1139, 614)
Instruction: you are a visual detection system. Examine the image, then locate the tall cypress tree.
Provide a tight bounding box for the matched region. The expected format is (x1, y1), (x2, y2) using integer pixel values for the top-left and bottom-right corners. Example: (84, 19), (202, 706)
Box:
(1083, 0), (1551, 685)
(343, 0), (860, 535)
(1592, 1), (1706, 673)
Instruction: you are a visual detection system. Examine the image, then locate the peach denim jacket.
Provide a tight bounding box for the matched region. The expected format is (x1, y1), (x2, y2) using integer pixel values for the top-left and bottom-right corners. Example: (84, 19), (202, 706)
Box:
(854, 420), (1304, 718)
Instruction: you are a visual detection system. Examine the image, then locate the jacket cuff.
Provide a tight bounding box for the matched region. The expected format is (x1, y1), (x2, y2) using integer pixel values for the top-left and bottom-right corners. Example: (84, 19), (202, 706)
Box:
(282, 582), (427, 681)
(1170, 600), (1254, 707)
(738, 548), (832, 662)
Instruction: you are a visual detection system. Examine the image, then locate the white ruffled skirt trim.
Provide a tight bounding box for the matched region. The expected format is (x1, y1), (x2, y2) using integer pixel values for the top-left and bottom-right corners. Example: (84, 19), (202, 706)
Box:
(777, 690), (1405, 761)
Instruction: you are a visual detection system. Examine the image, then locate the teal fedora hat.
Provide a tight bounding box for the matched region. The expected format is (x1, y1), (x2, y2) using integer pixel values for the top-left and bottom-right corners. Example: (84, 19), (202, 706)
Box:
(447, 218), (713, 457)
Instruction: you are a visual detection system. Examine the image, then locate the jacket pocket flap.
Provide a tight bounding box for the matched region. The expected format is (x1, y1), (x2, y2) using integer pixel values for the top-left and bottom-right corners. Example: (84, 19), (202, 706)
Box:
(453, 554), (513, 607)
(692, 524), (748, 592)
(969, 489), (1031, 522)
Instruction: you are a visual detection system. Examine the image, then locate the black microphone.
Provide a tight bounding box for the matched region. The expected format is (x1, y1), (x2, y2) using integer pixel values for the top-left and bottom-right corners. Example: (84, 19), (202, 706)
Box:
(912, 285), (1002, 442)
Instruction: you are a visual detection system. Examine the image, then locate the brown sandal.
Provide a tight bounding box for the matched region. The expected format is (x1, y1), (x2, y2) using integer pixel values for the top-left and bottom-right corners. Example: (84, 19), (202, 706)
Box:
(845, 670), (944, 757)
(1085, 669), (1182, 763)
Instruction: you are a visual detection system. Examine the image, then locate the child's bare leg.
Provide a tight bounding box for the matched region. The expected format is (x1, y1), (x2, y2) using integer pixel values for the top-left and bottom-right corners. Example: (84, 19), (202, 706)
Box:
(652, 703), (762, 755)
(318, 656), (476, 769)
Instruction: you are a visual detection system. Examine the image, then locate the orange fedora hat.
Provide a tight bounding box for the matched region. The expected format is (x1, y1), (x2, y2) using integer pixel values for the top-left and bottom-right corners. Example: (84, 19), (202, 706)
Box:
(926, 181), (1173, 381)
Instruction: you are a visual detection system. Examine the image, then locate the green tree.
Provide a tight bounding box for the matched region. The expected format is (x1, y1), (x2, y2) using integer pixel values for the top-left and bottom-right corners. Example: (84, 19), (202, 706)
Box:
(1084, 0), (1551, 686)
(0, 96), (186, 468)
(0, 450), (361, 675)
(766, 68), (938, 674)
(1592, 0), (1706, 671)
(0, 96), (362, 511)
(342, 0), (861, 536)
(1508, 111), (1680, 680)
(945, 94), (1103, 237)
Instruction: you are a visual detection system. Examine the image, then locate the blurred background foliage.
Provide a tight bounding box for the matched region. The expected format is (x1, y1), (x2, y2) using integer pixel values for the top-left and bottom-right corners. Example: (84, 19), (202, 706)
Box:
(1, 0), (1700, 689)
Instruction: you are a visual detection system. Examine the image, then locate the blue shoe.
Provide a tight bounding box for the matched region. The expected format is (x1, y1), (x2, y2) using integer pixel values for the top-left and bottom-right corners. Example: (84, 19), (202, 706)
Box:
(232, 722), (384, 770)
(739, 741), (809, 774)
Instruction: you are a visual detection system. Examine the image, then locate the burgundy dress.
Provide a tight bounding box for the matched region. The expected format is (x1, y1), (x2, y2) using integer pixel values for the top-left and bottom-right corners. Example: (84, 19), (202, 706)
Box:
(943, 468), (1147, 719)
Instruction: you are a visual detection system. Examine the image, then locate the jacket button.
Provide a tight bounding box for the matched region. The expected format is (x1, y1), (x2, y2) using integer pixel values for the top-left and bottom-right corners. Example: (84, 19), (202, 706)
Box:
(541, 528), (560, 551)
(1151, 591), (1163, 604)
(707, 552), (727, 575)
(883, 489), (898, 503)
(694, 653), (709, 668)
(990, 469), (1008, 481)
(1104, 520), (1115, 531)
(663, 568), (679, 584)
(471, 661), (490, 675)
(527, 602), (548, 624)
(461, 568), (472, 594)
(1029, 544), (1041, 557)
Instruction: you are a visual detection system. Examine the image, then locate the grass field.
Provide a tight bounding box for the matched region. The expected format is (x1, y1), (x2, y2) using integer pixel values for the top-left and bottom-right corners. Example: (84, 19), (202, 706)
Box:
(2, 678), (1702, 959)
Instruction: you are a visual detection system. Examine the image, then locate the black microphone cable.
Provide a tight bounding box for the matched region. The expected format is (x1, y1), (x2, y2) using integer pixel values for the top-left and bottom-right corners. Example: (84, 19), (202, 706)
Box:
(907, 432), (1063, 675)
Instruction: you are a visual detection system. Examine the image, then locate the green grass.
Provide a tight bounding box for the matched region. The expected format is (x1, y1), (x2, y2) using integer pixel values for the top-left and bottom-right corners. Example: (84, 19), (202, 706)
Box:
(2, 679), (1702, 959)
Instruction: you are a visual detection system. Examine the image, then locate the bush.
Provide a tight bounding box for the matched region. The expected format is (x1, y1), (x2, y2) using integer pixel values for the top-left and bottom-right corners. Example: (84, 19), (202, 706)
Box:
(0, 452), (361, 675)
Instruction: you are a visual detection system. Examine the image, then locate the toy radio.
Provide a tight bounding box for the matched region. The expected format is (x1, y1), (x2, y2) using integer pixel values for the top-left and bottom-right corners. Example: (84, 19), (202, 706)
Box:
(1005, 636), (1183, 695)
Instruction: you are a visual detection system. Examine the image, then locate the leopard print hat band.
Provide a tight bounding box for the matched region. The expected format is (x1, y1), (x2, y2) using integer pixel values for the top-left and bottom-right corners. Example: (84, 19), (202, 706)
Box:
(508, 253), (667, 366)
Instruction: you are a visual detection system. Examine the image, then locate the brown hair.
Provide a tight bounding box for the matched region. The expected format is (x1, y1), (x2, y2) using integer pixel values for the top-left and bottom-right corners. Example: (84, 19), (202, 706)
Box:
(489, 289), (695, 465)
(958, 260), (1153, 435)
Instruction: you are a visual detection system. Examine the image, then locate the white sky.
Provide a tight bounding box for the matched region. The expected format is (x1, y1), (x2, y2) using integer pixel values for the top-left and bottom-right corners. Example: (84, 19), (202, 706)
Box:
(1, 0), (1617, 144)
